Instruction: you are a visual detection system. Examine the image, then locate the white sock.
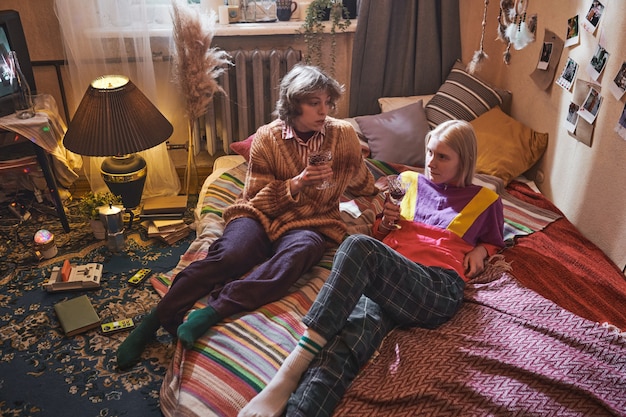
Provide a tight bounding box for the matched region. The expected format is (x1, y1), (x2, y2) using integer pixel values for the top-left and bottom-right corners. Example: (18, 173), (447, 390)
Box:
(238, 330), (326, 417)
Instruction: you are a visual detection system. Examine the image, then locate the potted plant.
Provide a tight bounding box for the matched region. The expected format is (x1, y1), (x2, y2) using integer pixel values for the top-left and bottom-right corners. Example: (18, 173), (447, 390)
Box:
(299, 0), (352, 76)
(77, 191), (123, 239)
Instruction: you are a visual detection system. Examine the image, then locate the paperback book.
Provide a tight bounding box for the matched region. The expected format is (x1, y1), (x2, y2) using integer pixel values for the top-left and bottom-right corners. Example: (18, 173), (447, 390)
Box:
(54, 295), (101, 337)
(141, 195), (188, 215)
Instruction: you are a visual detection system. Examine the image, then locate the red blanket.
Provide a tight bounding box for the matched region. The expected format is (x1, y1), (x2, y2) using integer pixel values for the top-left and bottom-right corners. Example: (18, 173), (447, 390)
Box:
(503, 181), (626, 330)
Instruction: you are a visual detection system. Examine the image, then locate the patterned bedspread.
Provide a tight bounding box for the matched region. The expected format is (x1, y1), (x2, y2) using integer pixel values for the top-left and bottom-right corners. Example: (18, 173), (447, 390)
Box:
(152, 160), (626, 417)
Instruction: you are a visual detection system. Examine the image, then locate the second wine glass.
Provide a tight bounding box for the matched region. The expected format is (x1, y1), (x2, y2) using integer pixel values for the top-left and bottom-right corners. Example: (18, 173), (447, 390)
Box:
(308, 150), (333, 190)
(382, 175), (409, 228)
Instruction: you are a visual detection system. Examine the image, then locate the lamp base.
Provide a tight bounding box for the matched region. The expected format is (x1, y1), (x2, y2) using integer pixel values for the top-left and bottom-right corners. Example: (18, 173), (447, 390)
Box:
(100, 154), (147, 209)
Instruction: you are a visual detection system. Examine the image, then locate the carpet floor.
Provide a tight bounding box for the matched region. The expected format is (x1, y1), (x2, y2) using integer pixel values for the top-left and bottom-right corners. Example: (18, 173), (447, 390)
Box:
(0, 193), (197, 417)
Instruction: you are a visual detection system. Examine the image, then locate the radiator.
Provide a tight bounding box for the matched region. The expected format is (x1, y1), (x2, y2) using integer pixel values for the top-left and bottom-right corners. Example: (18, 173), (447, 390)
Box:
(203, 47), (303, 155)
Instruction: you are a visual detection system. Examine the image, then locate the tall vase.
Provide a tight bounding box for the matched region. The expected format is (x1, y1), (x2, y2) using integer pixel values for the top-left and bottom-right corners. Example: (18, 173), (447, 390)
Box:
(8, 51), (35, 119)
(184, 118), (200, 195)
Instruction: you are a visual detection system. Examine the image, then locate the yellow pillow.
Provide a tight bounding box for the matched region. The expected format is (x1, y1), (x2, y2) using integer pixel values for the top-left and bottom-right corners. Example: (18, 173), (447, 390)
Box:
(470, 106), (548, 185)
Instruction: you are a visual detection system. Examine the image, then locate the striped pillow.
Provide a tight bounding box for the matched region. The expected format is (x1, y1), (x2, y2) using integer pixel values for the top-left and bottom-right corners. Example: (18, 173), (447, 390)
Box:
(425, 61), (512, 128)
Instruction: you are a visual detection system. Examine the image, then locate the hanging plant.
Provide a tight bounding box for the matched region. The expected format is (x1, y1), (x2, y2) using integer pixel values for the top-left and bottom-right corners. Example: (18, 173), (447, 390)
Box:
(299, 0), (351, 76)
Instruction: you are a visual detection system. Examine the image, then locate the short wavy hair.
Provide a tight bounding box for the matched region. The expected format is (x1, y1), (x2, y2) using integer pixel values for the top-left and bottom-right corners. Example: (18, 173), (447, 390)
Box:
(425, 120), (477, 186)
(274, 64), (344, 125)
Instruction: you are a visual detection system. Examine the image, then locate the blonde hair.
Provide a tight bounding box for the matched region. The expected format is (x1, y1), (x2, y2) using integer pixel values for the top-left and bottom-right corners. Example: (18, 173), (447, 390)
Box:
(425, 120), (477, 186)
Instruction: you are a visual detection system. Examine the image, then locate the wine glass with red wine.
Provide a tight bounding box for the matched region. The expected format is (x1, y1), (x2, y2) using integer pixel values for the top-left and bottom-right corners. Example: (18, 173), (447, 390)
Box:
(308, 150), (333, 190)
(382, 175), (409, 228)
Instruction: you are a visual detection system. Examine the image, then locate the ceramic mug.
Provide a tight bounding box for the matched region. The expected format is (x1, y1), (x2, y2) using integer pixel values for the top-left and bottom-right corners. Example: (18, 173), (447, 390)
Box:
(276, 0), (298, 21)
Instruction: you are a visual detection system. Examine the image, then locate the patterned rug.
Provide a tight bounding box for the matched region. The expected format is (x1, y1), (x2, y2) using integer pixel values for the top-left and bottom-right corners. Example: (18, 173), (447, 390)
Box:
(0, 193), (197, 417)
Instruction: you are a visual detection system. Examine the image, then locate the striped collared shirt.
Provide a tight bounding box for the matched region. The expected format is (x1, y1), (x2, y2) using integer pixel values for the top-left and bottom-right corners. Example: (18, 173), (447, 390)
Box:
(282, 123), (326, 165)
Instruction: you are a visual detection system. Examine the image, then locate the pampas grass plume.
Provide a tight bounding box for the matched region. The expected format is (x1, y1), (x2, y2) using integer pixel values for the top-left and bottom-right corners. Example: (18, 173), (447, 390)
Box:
(171, 0), (232, 120)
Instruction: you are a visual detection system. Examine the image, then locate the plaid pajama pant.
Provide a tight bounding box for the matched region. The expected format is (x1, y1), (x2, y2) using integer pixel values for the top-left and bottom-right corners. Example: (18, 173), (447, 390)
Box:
(286, 233), (465, 417)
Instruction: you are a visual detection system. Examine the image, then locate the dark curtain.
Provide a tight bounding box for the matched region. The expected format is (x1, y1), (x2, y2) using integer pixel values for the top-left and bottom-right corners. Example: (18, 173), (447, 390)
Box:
(349, 0), (461, 117)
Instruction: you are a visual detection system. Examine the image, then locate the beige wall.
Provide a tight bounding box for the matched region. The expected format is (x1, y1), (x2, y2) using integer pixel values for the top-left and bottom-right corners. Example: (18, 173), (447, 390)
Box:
(460, 1), (625, 270)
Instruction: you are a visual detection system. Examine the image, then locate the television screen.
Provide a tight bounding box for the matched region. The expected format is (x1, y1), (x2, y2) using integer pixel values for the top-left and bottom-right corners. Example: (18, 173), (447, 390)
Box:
(0, 26), (16, 99)
(0, 10), (36, 117)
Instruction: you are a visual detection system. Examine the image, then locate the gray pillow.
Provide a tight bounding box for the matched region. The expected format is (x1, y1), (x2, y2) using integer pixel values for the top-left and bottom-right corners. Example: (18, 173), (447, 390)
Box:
(354, 100), (429, 167)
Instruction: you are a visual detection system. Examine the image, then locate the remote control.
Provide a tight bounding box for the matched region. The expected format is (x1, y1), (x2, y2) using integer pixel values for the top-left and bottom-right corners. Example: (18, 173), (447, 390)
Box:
(128, 268), (151, 286)
(101, 318), (135, 334)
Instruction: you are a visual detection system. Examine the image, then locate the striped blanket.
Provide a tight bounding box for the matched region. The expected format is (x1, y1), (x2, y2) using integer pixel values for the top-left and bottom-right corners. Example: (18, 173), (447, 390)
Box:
(152, 159), (574, 417)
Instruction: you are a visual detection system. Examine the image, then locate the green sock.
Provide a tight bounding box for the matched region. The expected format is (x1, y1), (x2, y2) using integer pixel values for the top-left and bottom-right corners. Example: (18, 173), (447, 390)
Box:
(177, 306), (221, 349)
(116, 309), (160, 371)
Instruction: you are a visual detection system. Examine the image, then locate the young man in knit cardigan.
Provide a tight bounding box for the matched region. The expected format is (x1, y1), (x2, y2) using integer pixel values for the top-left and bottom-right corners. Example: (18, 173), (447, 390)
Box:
(117, 64), (378, 370)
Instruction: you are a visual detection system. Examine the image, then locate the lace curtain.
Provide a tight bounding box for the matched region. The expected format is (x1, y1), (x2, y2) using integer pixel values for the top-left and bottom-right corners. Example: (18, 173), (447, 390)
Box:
(54, 0), (180, 198)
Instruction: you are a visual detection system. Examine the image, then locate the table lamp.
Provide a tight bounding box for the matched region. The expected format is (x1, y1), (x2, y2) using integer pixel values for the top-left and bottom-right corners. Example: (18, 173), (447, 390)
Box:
(63, 75), (173, 209)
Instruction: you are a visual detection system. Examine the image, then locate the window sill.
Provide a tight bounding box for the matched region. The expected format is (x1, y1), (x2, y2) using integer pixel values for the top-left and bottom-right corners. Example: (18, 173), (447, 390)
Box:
(86, 19), (357, 38)
(213, 20), (357, 36)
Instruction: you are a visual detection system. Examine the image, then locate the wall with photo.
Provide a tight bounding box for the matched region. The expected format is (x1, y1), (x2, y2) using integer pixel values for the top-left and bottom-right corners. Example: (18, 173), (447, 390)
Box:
(460, 0), (626, 270)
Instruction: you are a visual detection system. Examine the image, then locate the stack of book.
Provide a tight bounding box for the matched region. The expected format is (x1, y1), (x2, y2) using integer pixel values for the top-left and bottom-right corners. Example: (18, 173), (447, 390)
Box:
(140, 195), (188, 220)
(146, 218), (191, 245)
(140, 195), (191, 245)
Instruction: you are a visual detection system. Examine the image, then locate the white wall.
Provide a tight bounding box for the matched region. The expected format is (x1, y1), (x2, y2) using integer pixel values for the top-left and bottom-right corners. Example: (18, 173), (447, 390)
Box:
(460, 0), (626, 270)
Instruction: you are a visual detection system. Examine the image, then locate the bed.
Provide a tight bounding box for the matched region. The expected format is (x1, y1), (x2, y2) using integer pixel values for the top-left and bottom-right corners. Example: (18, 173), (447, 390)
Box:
(151, 63), (626, 416)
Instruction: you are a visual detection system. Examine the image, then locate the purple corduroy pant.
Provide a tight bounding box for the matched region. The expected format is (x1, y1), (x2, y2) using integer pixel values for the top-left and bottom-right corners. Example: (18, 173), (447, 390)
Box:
(157, 217), (326, 335)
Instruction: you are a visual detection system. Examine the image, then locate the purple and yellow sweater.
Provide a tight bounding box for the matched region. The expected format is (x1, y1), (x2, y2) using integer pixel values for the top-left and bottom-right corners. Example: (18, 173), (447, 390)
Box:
(377, 171), (505, 281)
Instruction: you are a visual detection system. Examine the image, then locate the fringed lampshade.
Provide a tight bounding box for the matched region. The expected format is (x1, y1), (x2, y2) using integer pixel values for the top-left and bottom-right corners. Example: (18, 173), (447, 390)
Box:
(64, 75), (173, 209)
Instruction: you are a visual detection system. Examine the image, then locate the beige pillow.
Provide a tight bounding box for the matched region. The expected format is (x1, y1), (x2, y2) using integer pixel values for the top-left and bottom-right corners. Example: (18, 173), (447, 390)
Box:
(470, 106), (548, 185)
(378, 95), (435, 113)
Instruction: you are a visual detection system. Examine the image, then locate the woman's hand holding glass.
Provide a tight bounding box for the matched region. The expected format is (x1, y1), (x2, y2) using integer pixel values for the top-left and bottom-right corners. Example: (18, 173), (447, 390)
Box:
(290, 152), (333, 195)
(381, 175), (409, 229)
(380, 199), (401, 230)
